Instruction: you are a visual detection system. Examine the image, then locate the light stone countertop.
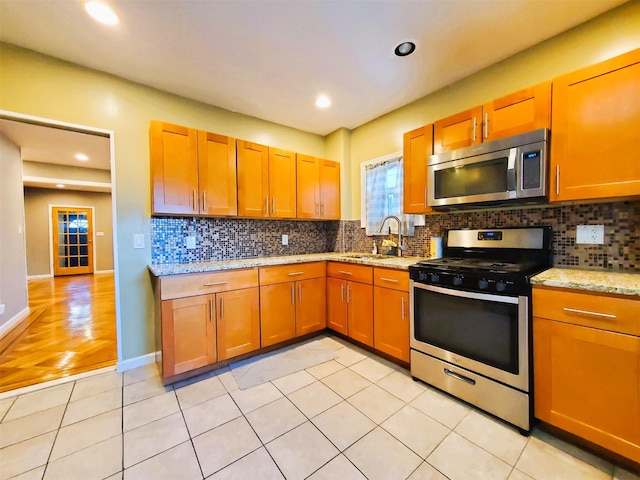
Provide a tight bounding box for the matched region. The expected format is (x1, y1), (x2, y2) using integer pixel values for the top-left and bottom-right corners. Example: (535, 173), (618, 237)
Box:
(149, 252), (424, 276)
(531, 267), (640, 297)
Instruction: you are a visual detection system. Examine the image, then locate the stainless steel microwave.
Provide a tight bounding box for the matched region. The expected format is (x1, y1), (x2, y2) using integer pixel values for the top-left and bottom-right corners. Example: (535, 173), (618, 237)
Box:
(427, 129), (549, 209)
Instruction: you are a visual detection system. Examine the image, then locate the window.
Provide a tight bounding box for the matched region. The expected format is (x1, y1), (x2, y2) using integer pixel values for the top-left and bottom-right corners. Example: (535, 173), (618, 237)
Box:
(360, 152), (423, 236)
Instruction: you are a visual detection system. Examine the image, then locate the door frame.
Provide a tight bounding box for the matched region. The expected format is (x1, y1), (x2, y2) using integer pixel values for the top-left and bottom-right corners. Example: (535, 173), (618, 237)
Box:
(49, 204), (96, 276)
(0, 109), (121, 365)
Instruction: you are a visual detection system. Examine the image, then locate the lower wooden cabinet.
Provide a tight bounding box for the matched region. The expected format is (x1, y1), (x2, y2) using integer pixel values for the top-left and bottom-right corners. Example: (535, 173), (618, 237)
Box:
(533, 286), (640, 464)
(216, 288), (260, 361)
(373, 268), (410, 362)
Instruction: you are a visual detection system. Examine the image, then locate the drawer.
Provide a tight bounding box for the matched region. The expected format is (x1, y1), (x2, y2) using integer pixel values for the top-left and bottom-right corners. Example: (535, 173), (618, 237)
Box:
(373, 267), (409, 291)
(259, 261), (326, 285)
(533, 286), (640, 336)
(160, 268), (259, 300)
(327, 262), (372, 284)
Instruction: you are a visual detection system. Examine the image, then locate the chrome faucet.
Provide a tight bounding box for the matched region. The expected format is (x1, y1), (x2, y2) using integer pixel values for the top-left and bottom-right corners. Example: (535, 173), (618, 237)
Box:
(377, 215), (403, 257)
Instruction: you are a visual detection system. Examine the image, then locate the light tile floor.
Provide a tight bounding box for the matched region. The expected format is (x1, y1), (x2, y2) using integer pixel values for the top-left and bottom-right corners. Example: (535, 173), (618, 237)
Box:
(0, 335), (638, 480)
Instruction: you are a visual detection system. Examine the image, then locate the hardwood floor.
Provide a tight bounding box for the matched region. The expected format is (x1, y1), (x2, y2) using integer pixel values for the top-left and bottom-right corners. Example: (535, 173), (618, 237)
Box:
(0, 273), (117, 393)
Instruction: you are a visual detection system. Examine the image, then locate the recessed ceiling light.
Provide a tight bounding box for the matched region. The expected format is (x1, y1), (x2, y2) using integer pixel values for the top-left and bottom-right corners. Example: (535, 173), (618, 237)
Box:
(394, 41), (416, 57)
(315, 95), (331, 109)
(84, 2), (119, 25)
(75, 153), (89, 161)
(56, 184), (65, 188)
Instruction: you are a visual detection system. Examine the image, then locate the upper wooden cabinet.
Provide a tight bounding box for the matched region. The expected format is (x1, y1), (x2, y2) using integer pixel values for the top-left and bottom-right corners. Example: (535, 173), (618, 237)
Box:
(150, 121), (237, 216)
(433, 82), (551, 154)
(296, 154), (341, 220)
(403, 125), (433, 214)
(237, 141), (297, 218)
(550, 49), (640, 202)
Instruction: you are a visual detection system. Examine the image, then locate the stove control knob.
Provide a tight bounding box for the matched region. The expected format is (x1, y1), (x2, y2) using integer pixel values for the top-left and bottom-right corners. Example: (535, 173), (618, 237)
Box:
(453, 276), (463, 286)
(430, 273), (440, 283)
(496, 281), (507, 292)
(418, 272), (428, 282)
(478, 279), (489, 290)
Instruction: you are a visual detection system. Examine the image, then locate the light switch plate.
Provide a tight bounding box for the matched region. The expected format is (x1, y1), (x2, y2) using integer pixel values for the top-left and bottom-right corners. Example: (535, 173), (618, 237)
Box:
(282, 234), (289, 246)
(186, 236), (196, 249)
(576, 225), (605, 244)
(0, 304), (5, 315)
(133, 234), (145, 249)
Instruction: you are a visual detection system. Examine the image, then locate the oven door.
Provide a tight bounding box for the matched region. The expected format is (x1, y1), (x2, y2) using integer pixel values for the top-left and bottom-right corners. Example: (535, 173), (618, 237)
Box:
(410, 282), (529, 392)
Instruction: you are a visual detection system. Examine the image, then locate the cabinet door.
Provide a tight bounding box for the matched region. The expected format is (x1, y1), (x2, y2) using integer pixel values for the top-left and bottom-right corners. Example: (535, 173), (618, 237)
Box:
(260, 282), (296, 347)
(551, 49), (640, 202)
(373, 286), (409, 362)
(269, 148), (297, 218)
(296, 154), (320, 219)
(161, 294), (216, 377)
(198, 131), (237, 216)
(433, 106), (483, 154)
(483, 81), (550, 142)
(296, 277), (327, 336)
(403, 125), (433, 214)
(327, 277), (348, 335)
(347, 281), (374, 347)
(320, 160), (341, 219)
(216, 288), (260, 361)
(534, 318), (640, 463)
(237, 140), (269, 217)
(150, 121), (199, 215)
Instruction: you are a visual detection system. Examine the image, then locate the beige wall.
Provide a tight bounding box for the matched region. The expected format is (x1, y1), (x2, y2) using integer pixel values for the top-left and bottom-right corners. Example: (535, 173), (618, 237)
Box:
(347, 1), (640, 219)
(0, 133), (29, 329)
(24, 187), (114, 276)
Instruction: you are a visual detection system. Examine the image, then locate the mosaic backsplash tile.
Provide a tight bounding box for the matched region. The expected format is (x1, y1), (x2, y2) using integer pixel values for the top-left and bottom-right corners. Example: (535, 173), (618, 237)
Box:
(152, 201), (639, 272)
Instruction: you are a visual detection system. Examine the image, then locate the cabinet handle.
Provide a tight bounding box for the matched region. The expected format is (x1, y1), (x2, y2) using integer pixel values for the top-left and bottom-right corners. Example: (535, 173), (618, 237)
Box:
(320, 203), (325, 217)
(563, 307), (616, 319)
(209, 299), (213, 322)
(202, 190), (207, 211)
(203, 281), (227, 286)
(338, 270), (352, 275)
(340, 283), (344, 301)
(347, 284), (351, 304)
(288, 272), (304, 276)
(424, 187), (428, 207)
(291, 285), (295, 304)
(272, 197), (276, 214)
(401, 297), (405, 320)
(265, 197), (269, 215)
(472, 116), (477, 142)
(220, 297), (224, 319)
(193, 190), (197, 211)
(316, 202), (320, 215)
(555, 165), (560, 196)
(379, 277), (399, 283)
(298, 284), (302, 302)
(484, 112), (489, 139)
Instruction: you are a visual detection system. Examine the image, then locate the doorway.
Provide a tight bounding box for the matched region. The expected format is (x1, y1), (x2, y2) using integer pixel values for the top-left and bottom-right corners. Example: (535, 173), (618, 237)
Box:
(0, 111), (119, 393)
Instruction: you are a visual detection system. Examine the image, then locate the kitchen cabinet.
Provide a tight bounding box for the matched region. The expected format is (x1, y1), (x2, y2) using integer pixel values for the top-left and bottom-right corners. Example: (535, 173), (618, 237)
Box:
(150, 121), (237, 216)
(533, 286), (640, 463)
(296, 154), (341, 220)
(259, 262), (326, 347)
(237, 141), (297, 218)
(373, 268), (410, 363)
(433, 81), (551, 154)
(403, 125), (433, 214)
(156, 268), (259, 378)
(550, 49), (640, 202)
(326, 262), (373, 346)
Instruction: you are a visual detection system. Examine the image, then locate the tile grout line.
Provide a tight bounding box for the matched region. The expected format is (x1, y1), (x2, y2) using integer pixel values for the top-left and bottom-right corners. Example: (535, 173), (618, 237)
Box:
(172, 385), (206, 480)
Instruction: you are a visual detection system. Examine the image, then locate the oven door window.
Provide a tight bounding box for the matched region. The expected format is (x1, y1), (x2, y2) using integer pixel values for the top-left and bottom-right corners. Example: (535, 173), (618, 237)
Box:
(434, 157), (508, 199)
(414, 288), (519, 374)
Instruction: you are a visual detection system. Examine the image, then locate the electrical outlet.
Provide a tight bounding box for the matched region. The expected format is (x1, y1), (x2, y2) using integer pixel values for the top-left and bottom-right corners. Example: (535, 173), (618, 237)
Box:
(0, 304), (5, 315)
(576, 225), (605, 244)
(186, 236), (196, 249)
(282, 234), (289, 246)
(133, 234), (145, 249)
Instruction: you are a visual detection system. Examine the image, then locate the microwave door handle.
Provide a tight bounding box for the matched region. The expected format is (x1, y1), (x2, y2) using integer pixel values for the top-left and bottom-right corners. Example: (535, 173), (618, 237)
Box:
(507, 149), (517, 194)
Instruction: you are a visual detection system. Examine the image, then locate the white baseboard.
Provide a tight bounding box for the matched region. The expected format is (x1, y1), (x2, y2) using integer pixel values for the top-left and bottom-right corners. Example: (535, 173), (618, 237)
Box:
(0, 307), (30, 338)
(27, 274), (52, 280)
(116, 351), (157, 372)
(95, 270), (114, 274)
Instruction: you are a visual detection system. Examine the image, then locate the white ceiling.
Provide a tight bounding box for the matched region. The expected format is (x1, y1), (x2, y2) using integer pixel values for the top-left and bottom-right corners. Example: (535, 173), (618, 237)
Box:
(0, 0), (629, 136)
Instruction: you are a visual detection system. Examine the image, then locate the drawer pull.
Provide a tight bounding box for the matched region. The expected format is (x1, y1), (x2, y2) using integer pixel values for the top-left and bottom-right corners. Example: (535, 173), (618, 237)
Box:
(444, 368), (476, 386)
(288, 272), (304, 276)
(379, 277), (399, 283)
(563, 307), (616, 319)
(338, 270), (352, 275)
(203, 281), (228, 286)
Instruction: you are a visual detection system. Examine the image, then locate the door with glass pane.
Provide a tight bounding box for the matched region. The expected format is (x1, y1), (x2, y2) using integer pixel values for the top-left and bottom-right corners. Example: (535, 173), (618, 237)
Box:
(52, 207), (94, 276)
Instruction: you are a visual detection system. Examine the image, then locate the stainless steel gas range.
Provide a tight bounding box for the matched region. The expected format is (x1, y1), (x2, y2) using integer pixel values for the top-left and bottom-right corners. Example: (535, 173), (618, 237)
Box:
(409, 226), (553, 433)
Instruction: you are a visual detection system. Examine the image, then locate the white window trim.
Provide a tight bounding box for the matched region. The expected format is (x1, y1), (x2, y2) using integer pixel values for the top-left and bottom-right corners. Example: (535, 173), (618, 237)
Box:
(360, 152), (425, 229)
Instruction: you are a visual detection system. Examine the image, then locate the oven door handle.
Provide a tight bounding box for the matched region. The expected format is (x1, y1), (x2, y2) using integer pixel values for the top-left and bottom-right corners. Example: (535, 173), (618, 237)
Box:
(412, 282), (519, 304)
(444, 368), (476, 386)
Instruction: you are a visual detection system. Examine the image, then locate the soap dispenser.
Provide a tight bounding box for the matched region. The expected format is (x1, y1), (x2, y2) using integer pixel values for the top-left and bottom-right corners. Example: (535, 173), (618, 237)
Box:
(372, 241), (377, 254)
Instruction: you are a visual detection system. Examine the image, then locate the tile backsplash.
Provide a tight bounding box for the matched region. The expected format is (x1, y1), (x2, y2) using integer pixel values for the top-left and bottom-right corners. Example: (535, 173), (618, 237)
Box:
(152, 201), (639, 272)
